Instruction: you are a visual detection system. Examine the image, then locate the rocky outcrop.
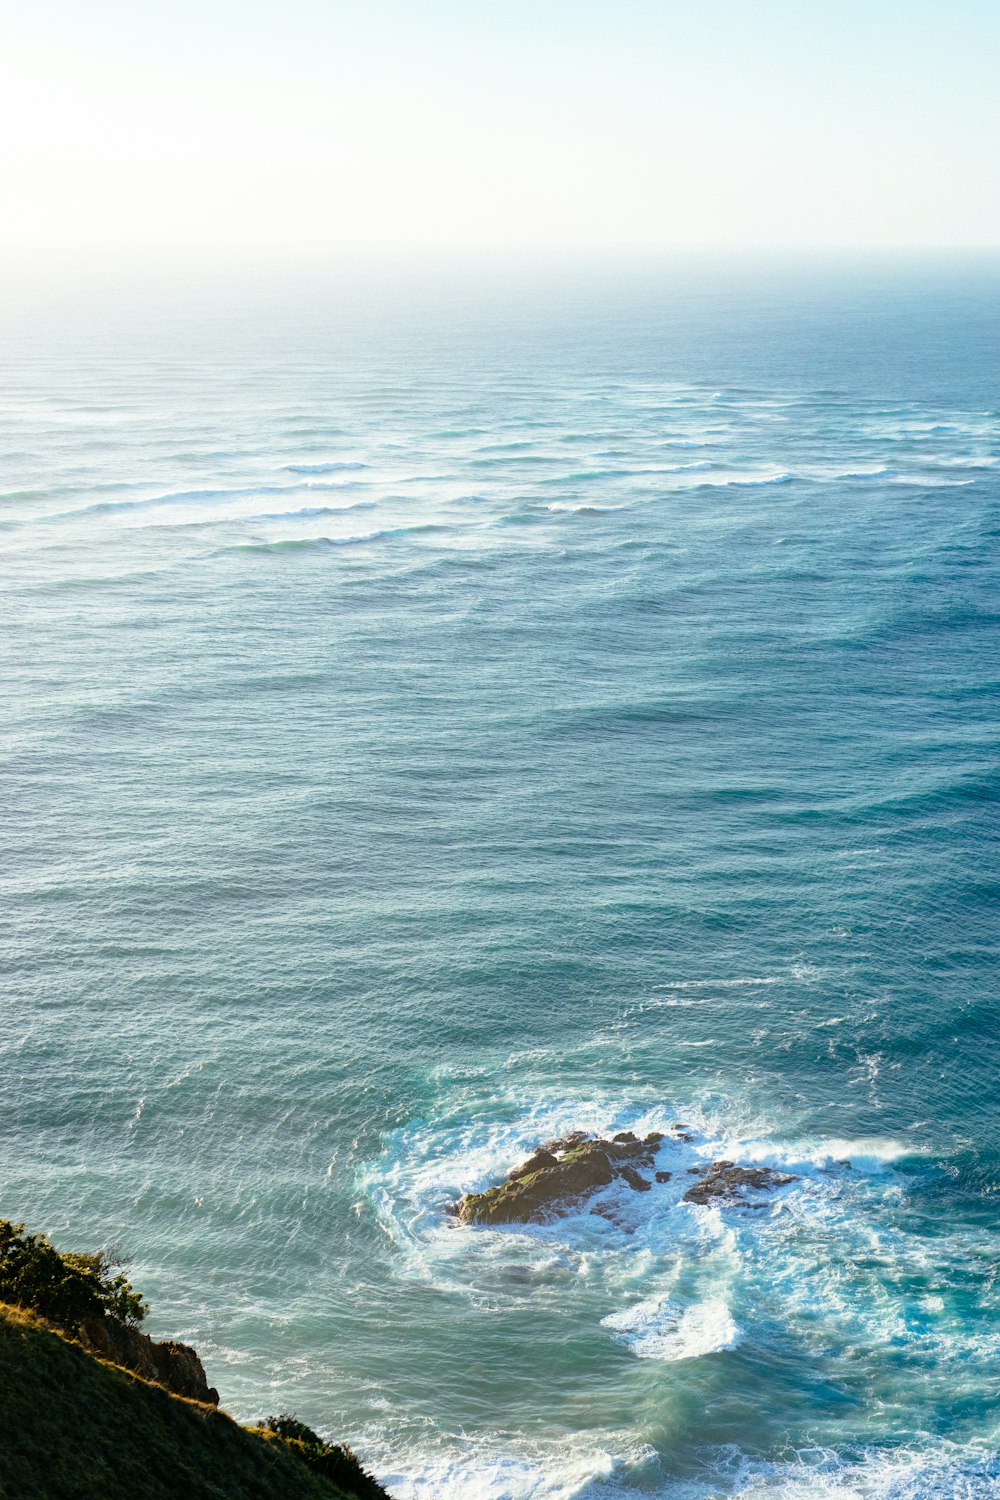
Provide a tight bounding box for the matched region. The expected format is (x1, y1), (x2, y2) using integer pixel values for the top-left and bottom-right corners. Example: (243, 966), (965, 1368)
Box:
(682, 1161), (796, 1205)
(452, 1131), (796, 1226)
(79, 1315), (219, 1405)
(454, 1132), (666, 1225)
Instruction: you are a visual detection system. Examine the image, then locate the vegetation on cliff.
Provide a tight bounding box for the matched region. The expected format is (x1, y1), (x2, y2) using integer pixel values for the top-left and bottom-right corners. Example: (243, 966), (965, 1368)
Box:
(0, 1219), (146, 1329)
(0, 1220), (389, 1500)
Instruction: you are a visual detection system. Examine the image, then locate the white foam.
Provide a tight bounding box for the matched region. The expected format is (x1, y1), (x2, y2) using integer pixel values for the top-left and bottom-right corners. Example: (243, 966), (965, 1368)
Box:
(708, 1445), (1000, 1498)
(652, 976), (782, 990)
(733, 1135), (912, 1176)
(602, 1296), (741, 1361)
(890, 473), (976, 487)
(374, 1434), (1000, 1499)
(375, 1442), (633, 1500)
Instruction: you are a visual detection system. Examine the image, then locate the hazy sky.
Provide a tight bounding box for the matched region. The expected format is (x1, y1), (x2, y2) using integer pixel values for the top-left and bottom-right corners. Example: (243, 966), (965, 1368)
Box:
(3, 0), (999, 252)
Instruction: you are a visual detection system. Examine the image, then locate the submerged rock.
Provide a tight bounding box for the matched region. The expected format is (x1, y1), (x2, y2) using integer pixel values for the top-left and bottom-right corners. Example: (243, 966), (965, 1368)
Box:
(682, 1161), (796, 1206)
(454, 1132), (664, 1225)
(620, 1166), (652, 1193)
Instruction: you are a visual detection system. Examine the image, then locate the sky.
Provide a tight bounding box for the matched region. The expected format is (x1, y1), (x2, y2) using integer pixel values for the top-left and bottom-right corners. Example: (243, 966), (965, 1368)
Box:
(2, 0), (999, 254)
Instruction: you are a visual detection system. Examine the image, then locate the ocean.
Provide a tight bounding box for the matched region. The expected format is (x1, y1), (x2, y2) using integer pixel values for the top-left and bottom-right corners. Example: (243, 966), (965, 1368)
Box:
(2, 254), (999, 1498)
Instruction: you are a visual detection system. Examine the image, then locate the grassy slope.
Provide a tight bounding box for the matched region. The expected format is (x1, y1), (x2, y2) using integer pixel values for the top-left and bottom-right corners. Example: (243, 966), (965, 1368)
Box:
(0, 1304), (368, 1500)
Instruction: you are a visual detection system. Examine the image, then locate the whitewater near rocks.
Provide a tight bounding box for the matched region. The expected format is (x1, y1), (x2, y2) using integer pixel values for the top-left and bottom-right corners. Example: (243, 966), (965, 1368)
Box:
(450, 1128), (796, 1224)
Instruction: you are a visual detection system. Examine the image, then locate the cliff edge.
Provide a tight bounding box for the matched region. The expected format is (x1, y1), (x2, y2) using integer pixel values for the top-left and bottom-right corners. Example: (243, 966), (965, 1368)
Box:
(0, 1303), (387, 1500)
(0, 1218), (389, 1500)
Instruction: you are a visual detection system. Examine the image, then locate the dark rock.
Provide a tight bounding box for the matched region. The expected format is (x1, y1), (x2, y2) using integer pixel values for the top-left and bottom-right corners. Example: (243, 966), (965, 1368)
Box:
(605, 1137), (653, 1163)
(683, 1161), (796, 1207)
(644, 1132), (666, 1146)
(509, 1150), (558, 1180)
(655, 1170), (672, 1183)
(542, 1131), (589, 1154)
(79, 1316), (218, 1405)
(612, 1132), (639, 1144)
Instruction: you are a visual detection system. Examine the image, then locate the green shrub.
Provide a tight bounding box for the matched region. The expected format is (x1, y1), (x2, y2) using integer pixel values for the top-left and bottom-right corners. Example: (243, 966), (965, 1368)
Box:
(0, 1220), (147, 1330)
(62, 1247), (148, 1325)
(263, 1414), (388, 1499)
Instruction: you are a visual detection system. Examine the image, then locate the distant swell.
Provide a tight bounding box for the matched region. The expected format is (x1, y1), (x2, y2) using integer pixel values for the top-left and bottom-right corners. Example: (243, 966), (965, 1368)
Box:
(221, 523), (449, 555)
(251, 502), (377, 521)
(284, 461), (369, 474)
(55, 484), (353, 520)
(702, 471), (795, 488)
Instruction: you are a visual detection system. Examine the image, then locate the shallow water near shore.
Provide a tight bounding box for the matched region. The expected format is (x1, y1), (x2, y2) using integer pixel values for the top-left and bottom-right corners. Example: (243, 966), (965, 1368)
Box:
(2, 256), (999, 1497)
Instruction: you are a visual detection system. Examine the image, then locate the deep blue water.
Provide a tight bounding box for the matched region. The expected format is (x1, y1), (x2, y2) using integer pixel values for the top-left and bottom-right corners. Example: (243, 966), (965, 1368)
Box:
(2, 257), (999, 1498)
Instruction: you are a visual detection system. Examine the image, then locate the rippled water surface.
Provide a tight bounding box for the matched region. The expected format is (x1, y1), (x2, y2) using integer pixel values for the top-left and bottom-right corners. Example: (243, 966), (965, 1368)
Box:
(2, 259), (999, 1497)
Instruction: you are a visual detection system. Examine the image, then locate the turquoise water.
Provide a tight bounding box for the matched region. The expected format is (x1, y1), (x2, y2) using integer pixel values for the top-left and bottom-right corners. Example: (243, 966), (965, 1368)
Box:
(2, 258), (999, 1497)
